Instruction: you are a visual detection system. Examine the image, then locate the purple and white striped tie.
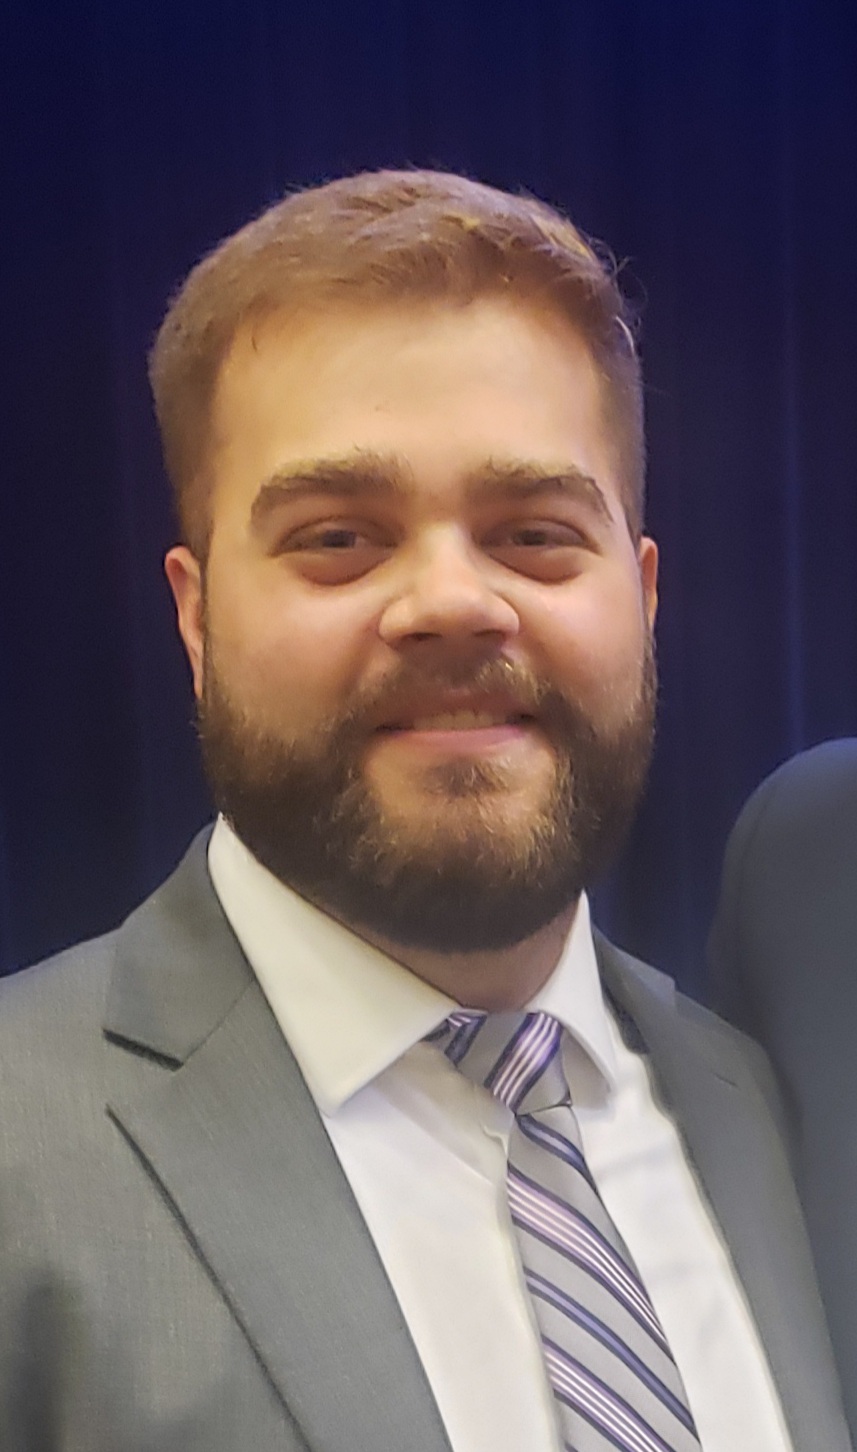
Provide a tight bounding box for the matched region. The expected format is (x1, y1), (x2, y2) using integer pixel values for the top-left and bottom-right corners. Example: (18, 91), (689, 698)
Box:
(428, 1010), (703, 1452)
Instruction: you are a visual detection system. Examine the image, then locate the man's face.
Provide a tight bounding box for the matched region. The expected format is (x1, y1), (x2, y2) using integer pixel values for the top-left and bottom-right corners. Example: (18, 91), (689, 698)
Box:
(166, 296), (658, 952)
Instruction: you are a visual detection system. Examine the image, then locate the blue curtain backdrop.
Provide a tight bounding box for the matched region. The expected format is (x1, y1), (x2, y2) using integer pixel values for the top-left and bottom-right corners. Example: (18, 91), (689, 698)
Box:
(1, 0), (856, 995)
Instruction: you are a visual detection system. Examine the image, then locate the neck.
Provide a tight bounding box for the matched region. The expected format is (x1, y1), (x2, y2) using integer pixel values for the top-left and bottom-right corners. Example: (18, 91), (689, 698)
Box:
(356, 902), (580, 1011)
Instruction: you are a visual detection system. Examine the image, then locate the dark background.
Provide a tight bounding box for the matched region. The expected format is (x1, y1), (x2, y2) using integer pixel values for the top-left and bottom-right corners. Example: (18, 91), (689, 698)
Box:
(1, 0), (856, 995)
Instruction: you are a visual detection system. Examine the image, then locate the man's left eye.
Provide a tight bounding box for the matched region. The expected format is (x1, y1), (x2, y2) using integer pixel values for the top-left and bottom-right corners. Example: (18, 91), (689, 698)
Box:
(314, 528), (363, 549)
(509, 526), (562, 546)
(482, 522), (591, 581)
(489, 523), (586, 549)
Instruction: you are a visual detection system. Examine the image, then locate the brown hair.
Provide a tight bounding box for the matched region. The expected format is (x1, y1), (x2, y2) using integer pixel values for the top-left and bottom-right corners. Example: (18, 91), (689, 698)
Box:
(149, 169), (644, 556)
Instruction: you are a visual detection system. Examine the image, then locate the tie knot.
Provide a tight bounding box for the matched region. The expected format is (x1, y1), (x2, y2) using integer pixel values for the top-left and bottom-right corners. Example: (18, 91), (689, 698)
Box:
(428, 1010), (569, 1114)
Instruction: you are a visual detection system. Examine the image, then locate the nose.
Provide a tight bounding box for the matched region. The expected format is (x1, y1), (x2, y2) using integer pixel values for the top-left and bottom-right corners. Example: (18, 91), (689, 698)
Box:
(378, 526), (520, 648)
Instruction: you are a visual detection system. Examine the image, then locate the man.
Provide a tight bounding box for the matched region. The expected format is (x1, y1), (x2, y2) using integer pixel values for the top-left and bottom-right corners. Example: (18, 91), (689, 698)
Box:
(0, 171), (848, 1452)
(709, 737), (857, 1437)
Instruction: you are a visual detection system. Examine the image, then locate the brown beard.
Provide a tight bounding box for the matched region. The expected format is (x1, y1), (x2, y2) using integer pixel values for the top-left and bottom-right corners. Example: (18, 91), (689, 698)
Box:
(197, 647), (657, 952)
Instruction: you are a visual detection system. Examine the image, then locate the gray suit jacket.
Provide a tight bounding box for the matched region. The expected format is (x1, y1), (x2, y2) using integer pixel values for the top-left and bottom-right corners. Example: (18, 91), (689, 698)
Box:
(710, 738), (857, 1439)
(0, 832), (850, 1452)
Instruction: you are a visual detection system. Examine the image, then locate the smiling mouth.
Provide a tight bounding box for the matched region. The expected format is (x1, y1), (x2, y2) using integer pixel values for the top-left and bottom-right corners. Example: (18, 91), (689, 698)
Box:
(379, 710), (536, 733)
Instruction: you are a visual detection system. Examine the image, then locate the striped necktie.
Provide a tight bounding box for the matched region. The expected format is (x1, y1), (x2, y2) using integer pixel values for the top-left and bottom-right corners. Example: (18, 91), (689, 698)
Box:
(428, 1010), (703, 1452)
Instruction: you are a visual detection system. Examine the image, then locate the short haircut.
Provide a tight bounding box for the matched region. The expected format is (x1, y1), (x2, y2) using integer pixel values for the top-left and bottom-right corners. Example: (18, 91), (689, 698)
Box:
(149, 169), (644, 557)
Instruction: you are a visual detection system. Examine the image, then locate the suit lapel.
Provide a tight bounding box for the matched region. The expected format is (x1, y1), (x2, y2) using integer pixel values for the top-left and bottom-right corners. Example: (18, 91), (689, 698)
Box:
(105, 834), (452, 1452)
(596, 935), (851, 1452)
(104, 838), (848, 1452)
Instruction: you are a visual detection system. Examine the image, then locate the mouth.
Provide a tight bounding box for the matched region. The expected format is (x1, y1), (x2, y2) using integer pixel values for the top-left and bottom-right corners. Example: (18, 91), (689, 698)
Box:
(367, 695), (543, 762)
(374, 688), (539, 732)
(379, 708), (536, 734)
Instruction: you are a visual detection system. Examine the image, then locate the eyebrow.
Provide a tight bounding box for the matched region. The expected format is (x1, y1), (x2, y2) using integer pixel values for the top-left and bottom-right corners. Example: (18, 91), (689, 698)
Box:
(466, 461), (612, 521)
(249, 450), (613, 531)
(250, 453), (407, 530)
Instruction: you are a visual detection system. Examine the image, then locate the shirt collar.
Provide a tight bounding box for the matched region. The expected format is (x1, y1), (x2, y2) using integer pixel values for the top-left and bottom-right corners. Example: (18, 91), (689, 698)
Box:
(208, 816), (617, 1116)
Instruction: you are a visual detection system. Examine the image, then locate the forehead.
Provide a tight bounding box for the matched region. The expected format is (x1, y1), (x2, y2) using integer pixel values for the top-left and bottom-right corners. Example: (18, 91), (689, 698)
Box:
(208, 296), (618, 509)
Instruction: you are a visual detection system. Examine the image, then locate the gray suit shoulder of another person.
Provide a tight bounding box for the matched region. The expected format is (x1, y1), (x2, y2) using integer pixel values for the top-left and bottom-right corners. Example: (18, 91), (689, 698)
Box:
(709, 737), (857, 1438)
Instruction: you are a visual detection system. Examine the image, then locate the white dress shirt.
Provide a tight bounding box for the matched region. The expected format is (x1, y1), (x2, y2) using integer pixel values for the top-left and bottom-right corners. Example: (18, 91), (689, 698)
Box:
(208, 817), (793, 1452)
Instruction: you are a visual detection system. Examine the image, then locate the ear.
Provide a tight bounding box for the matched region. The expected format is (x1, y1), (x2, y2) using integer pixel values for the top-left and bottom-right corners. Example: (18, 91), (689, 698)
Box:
(164, 546), (205, 698)
(637, 535), (658, 631)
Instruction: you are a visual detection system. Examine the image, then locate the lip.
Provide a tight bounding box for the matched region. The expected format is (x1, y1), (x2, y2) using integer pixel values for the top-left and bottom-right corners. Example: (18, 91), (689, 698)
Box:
(389, 717), (534, 743)
(373, 691), (537, 734)
(373, 719), (538, 758)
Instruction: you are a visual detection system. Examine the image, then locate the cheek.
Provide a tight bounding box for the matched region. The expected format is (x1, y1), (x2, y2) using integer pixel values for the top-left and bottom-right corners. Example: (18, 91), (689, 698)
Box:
(204, 579), (376, 721)
(532, 581), (649, 704)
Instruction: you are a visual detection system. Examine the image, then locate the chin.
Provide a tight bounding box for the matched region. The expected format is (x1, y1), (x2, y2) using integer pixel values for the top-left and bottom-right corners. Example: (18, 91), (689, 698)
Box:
(373, 789), (551, 848)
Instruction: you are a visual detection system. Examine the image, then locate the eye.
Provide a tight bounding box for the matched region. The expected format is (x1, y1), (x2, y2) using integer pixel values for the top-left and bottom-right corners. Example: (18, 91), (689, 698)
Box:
(295, 526), (367, 551)
(506, 525), (577, 547)
(483, 520), (590, 580)
(277, 520), (394, 584)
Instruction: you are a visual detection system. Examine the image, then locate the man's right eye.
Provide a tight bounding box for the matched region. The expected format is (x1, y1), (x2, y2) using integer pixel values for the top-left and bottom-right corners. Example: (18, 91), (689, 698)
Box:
(293, 526), (365, 550)
(276, 522), (394, 583)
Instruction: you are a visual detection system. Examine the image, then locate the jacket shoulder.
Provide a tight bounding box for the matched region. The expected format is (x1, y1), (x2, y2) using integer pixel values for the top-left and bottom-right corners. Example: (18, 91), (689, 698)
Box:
(728, 738), (857, 859)
(0, 931), (121, 1130)
(598, 933), (785, 1125)
(0, 929), (117, 1026)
